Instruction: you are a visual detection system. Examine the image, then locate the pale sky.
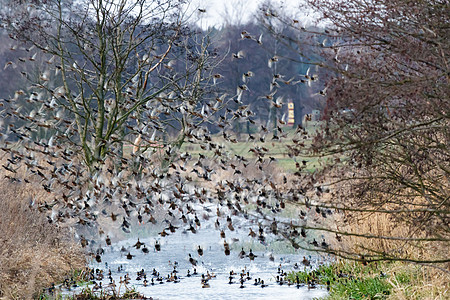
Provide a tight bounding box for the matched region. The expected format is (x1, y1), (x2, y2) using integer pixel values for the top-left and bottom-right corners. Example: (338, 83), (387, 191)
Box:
(185, 0), (316, 29)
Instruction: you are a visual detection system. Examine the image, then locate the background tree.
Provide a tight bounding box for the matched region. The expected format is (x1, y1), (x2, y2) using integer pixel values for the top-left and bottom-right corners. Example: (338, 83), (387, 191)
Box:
(262, 0), (449, 267)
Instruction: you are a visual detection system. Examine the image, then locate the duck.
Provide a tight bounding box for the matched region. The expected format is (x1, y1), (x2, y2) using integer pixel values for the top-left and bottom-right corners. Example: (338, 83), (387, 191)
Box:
(159, 229), (169, 237)
(133, 238), (144, 249)
(48, 283), (55, 294)
(197, 245), (203, 256)
(166, 223), (178, 233)
(248, 249), (257, 261)
(201, 274), (210, 288)
(93, 281), (102, 291)
(155, 240), (161, 251)
(189, 253), (197, 266)
(126, 252), (134, 260)
(238, 248), (246, 259)
(206, 271), (216, 279)
(173, 275), (180, 283)
(239, 278), (245, 288)
(302, 256), (311, 266)
(223, 241), (231, 256)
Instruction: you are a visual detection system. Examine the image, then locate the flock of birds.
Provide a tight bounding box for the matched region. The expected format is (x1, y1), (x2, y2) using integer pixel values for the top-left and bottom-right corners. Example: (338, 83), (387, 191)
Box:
(46, 260), (321, 297)
(45, 231), (324, 298)
(0, 7), (342, 297)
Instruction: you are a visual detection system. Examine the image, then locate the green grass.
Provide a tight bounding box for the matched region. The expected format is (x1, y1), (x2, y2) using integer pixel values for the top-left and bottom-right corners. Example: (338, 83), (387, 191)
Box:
(287, 261), (416, 300)
(177, 128), (322, 173)
(124, 122), (326, 173)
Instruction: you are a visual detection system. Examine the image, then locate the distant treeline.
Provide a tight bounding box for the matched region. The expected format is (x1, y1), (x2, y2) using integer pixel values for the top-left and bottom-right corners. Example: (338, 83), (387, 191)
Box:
(0, 18), (328, 136)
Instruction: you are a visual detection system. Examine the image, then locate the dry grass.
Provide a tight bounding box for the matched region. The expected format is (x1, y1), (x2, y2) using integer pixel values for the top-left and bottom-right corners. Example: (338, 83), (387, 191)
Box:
(331, 210), (449, 299)
(386, 262), (449, 300)
(0, 179), (85, 299)
(310, 165), (449, 298)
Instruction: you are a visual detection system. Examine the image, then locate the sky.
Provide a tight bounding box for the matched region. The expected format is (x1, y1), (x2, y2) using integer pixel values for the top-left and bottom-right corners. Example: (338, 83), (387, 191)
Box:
(185, 0), (316, 29)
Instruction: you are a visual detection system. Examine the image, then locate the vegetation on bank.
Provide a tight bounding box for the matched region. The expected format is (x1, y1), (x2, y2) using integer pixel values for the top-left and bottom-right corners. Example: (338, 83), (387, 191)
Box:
(0, 179), (85, 299)
(288, 260), (448, 299)
(38, 286), (146, 300)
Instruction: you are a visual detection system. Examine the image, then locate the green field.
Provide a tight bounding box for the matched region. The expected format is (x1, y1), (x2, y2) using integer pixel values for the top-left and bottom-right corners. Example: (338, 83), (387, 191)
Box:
(124, 122), (325, 173)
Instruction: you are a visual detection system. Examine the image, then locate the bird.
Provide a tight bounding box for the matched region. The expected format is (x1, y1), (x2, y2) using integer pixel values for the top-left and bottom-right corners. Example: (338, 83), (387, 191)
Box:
(268, 56), (279, 68)
(256, 33), (263, 45)
(189, 254), (197, 266)
(133, 238), (144, 249)
(248, 249), (257, 261)
(213, 74), (223, 85)
(232, 50), (244, 59)
(4, 61), (16, 70)
(155, 241), (161, 251)
(302, 256), (311, 266)
(238, 248), (246, 259)
(242, 71), (254, 83)
(197, 245), (203, 256)
(159, 229), (169, 237)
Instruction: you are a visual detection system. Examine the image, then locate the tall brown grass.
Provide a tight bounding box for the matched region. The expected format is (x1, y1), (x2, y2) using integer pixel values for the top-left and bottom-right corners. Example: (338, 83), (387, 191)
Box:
(332, 208), (449, 299)
(0, 177), (85, 299)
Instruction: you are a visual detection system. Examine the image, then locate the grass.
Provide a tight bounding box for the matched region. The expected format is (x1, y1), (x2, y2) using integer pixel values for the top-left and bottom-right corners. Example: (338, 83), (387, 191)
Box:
(288, 260), (449, 300)
(0, 157), (86, 299)
(175, 124), (322, 173)
(123, 122), (325, 174)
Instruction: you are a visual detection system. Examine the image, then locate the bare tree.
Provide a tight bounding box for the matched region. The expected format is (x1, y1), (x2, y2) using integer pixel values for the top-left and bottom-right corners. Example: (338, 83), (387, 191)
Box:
(260, 0), (449, 267)
(1, 0), (282, 242)
(1, 0), (226, 173)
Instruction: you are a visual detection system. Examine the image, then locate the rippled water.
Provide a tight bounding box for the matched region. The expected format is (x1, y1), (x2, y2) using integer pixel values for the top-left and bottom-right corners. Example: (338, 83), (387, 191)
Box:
(67, 216), (328, 299)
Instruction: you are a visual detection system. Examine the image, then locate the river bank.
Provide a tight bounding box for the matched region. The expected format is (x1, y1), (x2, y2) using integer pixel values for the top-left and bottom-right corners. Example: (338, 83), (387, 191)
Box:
(288, 260), (448, 299)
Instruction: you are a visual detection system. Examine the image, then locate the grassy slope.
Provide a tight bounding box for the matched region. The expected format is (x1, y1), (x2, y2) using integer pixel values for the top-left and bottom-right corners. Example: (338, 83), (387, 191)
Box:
(288, 260), (448, 299)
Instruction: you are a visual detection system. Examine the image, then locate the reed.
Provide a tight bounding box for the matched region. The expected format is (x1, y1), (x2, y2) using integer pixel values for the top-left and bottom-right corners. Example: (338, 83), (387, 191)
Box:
(0, 173), (85, 299)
